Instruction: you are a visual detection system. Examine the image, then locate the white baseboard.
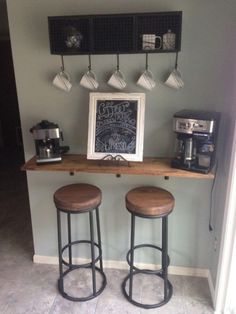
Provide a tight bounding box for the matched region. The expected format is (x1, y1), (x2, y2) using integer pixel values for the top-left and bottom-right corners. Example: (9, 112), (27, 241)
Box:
(33, 254), (210, 278)
(33, 255), (59, 265)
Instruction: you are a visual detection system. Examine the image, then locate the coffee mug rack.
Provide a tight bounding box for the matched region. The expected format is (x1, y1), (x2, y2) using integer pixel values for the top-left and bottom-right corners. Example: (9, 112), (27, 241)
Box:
(48, 11), (182, 55)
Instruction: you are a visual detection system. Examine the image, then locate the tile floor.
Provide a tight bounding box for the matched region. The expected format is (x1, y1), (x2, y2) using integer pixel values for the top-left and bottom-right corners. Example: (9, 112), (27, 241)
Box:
(0, 164), (214, 314)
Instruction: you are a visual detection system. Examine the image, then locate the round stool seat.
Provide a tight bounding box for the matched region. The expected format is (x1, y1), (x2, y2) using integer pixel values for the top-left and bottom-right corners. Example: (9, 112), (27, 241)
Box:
(54, 184), (101, 212)
(126, 186), (174, 217)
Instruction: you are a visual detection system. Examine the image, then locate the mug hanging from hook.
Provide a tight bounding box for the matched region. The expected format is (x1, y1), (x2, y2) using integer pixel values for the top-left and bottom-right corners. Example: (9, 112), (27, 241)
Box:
(60, 55), (65, 72)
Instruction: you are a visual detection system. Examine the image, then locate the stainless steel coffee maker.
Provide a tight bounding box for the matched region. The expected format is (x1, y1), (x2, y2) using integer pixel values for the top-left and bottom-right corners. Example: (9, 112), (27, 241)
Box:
(30, 120), (69, 164)
(171, 110), (220, 173)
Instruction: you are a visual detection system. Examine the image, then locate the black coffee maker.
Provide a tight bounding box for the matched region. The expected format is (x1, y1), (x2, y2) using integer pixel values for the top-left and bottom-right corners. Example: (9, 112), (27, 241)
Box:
(171, 110), (220, 174)
(30, 120), (69, 164)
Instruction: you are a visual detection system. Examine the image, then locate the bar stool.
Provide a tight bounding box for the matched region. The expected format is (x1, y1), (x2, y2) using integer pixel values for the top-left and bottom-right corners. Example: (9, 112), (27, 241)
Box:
(54, 183), (107, 301)
(122, 186), (175, 309)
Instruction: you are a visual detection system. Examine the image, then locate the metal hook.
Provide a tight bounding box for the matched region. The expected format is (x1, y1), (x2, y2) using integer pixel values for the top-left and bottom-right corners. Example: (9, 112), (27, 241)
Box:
(88, 54), (92, 71)
(145, 53), (149, 70)
(175, 52), (178, 69)
(116, 54), (120, 71)
(60, 55), (65, 72)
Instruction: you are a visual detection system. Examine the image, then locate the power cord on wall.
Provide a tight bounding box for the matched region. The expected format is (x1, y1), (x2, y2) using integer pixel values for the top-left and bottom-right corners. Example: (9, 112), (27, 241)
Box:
(209, 159), (218, 231)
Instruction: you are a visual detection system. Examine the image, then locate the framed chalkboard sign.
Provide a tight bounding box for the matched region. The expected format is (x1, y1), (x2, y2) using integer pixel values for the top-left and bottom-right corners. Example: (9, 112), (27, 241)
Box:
(87, 93), (145, 161)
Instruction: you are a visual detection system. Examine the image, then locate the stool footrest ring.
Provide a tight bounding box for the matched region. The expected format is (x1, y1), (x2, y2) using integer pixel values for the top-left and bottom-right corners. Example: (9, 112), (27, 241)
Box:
(126, 244), (170, 274)
(61, 240), (101, 268)
(122, 270), (173, 309)
(58, 266), (107, 302)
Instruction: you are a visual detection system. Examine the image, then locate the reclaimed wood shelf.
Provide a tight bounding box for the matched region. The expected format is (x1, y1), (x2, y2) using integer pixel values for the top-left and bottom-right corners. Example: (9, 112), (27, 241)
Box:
(22, 154), (214, 179)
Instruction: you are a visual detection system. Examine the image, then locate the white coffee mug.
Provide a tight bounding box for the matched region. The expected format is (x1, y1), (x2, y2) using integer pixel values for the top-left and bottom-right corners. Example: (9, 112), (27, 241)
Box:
(137, 69), (156, 91)
(142, 34), (162, 50)
(164, 68), (184, 90)
(53, 71), (72, 92)
(108, 70), (126, 90)
(80, 70), (99, 90)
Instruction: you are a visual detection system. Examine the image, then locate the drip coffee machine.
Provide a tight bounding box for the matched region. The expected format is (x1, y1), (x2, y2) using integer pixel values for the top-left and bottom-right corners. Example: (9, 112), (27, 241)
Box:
(30, 120), (69, 164)
(171, 110), (220, 174)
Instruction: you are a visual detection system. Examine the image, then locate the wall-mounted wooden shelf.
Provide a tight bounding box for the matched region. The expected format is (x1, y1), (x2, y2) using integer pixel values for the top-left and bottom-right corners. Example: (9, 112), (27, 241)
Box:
(22, 154), (214, 179)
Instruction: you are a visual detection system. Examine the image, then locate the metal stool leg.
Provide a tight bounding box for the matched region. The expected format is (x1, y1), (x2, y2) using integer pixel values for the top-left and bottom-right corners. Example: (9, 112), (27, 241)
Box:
(57, 209), (64, 293)
(95, 207), (103, 271)
(122, 212), (173, 308)
(56, 206), (106, 302)
(67, 213), (72, 268)
(89, 210), (96, 295)
(128, 213), (135, 298)
(162, 216), (168, 300)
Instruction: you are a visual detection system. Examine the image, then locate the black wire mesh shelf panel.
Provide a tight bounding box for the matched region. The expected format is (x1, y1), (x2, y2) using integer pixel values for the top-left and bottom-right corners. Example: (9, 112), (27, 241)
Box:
(48, 16), (90, 55)
(92, 15), (135, 54)
(136, 12), (182, 53)
(48, 12), (182, 55)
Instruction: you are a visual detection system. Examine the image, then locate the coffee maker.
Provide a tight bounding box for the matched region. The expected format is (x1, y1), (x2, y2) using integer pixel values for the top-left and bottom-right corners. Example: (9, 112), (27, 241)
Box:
(30, 120), (69, 164)
(171, 110), (220, 174)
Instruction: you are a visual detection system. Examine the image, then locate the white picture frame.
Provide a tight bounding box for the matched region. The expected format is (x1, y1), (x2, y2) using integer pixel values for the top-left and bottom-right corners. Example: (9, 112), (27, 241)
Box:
(87, 92), (145, 162)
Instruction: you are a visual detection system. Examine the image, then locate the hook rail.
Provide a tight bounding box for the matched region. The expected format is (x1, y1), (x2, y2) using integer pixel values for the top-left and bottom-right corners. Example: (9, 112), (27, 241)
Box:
(88, 54), (92, 71)
(116, 54), (120, 71)
(175, 52), (178, 69)
(60, 55), (65, 72)
(145, 53), (149, 70)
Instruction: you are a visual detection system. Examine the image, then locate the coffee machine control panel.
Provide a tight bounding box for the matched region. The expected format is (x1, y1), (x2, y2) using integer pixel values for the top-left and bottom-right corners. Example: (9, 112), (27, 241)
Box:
(173, 118), (215, 134)
(32, 128), (60, 140)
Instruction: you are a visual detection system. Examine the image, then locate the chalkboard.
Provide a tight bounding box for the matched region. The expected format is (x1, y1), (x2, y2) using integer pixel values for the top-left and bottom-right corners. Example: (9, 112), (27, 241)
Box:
(87, 93), (145, 162)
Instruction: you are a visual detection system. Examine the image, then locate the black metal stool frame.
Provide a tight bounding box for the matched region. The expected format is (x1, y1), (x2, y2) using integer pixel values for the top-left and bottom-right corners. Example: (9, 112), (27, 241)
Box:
(56, 205), (107, 302)
(122, 210), (173, 309)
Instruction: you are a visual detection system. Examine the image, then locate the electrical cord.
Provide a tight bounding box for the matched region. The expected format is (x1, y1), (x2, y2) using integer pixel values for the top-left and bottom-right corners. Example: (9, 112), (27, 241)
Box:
(209, 159), (218, 231)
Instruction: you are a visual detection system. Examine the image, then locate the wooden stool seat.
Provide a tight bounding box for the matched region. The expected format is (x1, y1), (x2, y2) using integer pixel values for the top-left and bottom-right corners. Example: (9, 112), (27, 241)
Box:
(54, 183), (101, 212)
(126, 186), (174, 217)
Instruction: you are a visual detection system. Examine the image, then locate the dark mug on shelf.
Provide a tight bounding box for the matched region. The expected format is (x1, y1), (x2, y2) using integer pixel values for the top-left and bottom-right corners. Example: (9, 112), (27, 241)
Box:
(142, 34), (162, 50)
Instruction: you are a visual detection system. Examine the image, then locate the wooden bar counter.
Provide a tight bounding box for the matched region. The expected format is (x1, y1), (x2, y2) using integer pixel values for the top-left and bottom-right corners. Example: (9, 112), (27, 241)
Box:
(22, 154), (214, 179)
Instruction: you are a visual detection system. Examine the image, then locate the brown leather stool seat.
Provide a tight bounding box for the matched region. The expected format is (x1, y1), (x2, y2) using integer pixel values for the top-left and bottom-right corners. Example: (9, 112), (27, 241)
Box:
(54, 183), (101, 212)
(54, 183), (106, 302)
(126, 186), (174, 217)
(122, 186), (175, 309)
